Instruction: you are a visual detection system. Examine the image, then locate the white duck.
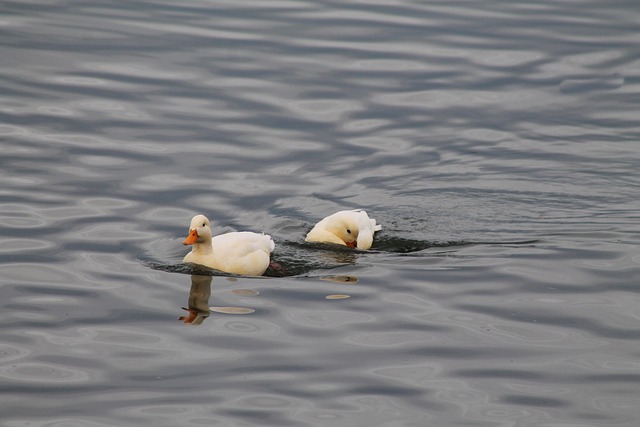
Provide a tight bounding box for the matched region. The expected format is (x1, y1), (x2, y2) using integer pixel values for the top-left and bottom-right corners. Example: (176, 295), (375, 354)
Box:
(182, 214), (275, 276)
(305, 209), (382, 250)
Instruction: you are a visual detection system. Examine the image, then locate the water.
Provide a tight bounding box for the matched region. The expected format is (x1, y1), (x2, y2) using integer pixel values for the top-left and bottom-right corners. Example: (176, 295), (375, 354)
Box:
(2, 0), (640, 425)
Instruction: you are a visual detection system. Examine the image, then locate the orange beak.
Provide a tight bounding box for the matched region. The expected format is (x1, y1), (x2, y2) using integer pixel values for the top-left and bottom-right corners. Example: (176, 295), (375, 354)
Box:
(179, 307), (197, 324)
(183, 229), (199, 245)
(346, 241), (357, 248)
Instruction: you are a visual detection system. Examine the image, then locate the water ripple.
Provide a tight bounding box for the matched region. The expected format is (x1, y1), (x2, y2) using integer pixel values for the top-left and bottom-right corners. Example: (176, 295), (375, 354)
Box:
(0, 362), (93, 384)
(2, 0), (640, 426)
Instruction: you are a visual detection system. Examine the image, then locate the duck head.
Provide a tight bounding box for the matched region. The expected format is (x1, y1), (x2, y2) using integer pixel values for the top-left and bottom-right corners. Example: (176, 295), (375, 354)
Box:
(331, 210), (378, 250)
(322, 211), (362, 248)
(183, 214), (212, 245)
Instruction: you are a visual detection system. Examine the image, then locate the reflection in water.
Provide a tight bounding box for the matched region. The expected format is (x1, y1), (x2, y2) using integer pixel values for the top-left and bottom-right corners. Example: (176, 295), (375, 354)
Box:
(210, 306), (256, 315)
(231, 289), (260, 296)
(179, 275), (212, 325)
(178, 272), (357, 324)
(179, 275), (259, 324)
(325, 294), (351, 300)
(320, 275), (359, 284)
(322, 276), (357, 300)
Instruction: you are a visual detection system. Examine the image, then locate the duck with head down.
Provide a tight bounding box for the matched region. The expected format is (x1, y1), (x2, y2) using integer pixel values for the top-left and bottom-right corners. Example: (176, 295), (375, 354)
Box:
(305, 209), (382, 250)
(182, 214), (275, 276)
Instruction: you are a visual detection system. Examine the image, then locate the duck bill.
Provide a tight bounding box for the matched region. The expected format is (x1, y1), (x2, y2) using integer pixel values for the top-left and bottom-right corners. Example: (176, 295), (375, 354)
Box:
(182, 229), (199, 245)
(179, 307), (197, 323)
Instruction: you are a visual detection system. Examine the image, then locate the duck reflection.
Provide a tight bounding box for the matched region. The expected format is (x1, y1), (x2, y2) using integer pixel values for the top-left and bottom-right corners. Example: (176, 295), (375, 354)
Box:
(320, 275), (358, 300)
(179, 275), (212, 325)
(319, 275), (359, 284)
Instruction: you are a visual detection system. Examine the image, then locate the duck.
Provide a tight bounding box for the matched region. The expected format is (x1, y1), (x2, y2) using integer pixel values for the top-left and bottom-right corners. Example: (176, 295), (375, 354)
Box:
(182, 214), (275, 276)
(305, 209), (382, 250)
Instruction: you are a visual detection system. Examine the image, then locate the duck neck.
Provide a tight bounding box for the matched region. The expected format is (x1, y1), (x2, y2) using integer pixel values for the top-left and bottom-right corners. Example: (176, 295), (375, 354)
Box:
(192, 241), (214, 256)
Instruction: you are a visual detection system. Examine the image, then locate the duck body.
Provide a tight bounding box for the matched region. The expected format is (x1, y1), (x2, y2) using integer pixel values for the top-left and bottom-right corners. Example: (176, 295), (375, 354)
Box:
(305, 209), (382, 250)
(183, 214), (274, 276)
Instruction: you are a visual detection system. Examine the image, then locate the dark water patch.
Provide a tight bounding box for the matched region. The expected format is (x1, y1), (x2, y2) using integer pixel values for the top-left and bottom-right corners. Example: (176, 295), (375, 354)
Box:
(372, 236), (457, 253)
(139, 259), (210, 276)
(559, 75), (625, 94)
(584, 373), (640, 383)
(501, 395), (570, 408)
(273, 241), (360, 274)
(453, 368), (545, 381)
(347, 384), (428, 398)
(374, 236), (541, 254)
(228, 364), (323, 375)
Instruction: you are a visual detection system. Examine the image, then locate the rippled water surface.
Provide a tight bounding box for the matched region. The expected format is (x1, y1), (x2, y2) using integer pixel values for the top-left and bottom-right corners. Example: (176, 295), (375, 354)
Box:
(2, 0), (640, 425)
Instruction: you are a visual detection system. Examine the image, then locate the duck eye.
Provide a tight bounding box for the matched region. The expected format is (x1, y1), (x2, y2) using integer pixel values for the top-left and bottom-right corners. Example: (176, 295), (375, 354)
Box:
(202, 223), (206, 227)
(346, 229), (351, 234)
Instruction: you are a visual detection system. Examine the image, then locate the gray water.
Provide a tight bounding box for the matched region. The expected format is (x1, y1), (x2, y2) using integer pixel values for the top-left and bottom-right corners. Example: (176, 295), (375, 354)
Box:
(2, 0), (640, 426)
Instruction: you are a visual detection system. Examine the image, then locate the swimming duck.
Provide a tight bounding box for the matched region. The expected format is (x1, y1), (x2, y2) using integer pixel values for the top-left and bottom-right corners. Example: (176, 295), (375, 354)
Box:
(182, 214), (275, 276)
(305, 209), (382, 250)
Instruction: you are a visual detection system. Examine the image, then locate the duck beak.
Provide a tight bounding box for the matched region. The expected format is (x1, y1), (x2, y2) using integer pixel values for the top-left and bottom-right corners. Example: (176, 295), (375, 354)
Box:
(183, 229), (199, 245)
(346, 241), (357, 248)
(179, 307), (197, 324)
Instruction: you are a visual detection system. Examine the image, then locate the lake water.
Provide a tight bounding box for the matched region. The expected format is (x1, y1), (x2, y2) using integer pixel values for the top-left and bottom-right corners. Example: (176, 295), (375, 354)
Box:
(2, 0), (640, 425)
